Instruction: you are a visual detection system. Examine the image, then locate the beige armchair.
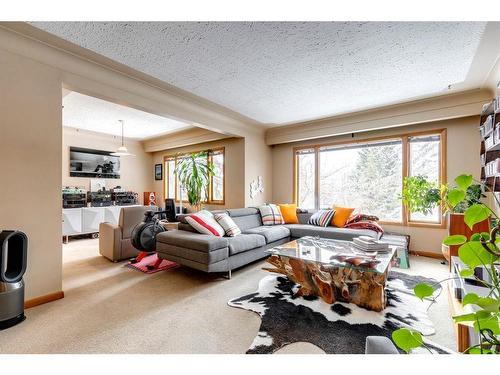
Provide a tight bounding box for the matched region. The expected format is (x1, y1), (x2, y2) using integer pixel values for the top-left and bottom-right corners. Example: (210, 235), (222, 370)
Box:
(99, 205), (157, 262)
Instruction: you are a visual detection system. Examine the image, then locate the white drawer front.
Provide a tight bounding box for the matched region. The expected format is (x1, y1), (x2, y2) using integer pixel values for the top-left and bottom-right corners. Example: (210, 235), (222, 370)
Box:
(82, 207), (106, 233)
(62, 208), (82, 235)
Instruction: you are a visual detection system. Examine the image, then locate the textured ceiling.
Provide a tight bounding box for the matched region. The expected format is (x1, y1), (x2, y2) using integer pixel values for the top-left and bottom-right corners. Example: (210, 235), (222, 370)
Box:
(63, 91), (191, 139)
(35, 22), (487, 125)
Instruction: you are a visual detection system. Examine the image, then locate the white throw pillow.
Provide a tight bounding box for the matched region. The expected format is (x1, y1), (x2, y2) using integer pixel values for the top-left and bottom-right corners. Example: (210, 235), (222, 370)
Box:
(185, 210), (225, 236)
(258, 204), (285, 226)
(214, 212), (241, 237)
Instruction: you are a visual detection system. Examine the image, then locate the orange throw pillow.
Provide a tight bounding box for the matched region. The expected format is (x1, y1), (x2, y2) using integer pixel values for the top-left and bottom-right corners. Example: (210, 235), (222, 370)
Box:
(332, 206), (355, 227)
(278, 204), (299, 224)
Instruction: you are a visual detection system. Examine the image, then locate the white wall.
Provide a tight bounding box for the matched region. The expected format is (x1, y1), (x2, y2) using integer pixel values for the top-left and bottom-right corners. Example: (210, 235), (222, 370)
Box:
(245, 133), (273, 207)
(63, 127), (154, 204)
(0, 48), (63, 300)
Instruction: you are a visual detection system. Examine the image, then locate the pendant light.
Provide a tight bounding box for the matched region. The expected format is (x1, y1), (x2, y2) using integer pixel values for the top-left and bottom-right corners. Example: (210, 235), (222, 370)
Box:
(111, 120), (135, 156)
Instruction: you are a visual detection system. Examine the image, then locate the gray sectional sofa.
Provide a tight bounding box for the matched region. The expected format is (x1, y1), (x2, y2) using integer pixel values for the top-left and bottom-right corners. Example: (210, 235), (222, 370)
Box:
(156, 207), (392, 278)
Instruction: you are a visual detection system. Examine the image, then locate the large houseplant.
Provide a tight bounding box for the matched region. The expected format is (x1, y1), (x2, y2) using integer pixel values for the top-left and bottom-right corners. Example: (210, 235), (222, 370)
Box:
(400, 175), (442, 215)
(393, 174), (499, 354)
(401, 175), (487, 261)
(400, 175), (484, 216)
(175, 151), (215, 212)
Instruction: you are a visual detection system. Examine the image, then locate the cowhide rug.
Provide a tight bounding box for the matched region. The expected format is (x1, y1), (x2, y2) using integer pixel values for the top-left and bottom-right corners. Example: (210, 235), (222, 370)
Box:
(228, 271), (450, 354)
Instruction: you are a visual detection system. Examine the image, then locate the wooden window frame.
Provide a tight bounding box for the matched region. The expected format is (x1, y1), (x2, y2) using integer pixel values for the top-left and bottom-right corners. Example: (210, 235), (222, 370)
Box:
(293, 129), (447, 228)
(163, 147), (225, 205)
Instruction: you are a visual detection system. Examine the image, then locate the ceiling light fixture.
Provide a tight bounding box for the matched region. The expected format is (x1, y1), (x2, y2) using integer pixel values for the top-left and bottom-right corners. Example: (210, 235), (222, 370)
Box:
(111, 120), (135, 156)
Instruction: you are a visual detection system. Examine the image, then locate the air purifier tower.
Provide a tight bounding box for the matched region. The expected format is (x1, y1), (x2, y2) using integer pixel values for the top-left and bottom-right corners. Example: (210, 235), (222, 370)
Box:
(0, 230), (28, 330)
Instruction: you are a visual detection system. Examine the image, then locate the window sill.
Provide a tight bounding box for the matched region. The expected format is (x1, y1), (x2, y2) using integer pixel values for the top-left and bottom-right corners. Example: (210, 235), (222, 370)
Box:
(378, 221), (404, 226)
(379, 221), (446, 229)
(406, 221), (447, 229)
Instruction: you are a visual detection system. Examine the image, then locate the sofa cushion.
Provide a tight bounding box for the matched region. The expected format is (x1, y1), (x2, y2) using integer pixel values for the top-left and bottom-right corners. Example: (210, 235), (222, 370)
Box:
(156, 230), (228, 252)
(284, 224), (379, 241)
(156, 243), (228, 265)
(227, 208), (263, 231)
(227, 207), (260, 217)
(297, 212), (313, 224)
(178, 222), (196, 232)
(243, 225), (290, 243)
(226, 234), (266, 255)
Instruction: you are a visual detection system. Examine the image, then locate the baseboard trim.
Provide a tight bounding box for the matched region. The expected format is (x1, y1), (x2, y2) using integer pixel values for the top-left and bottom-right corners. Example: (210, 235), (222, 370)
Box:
(410, 250), (445, 260)
(25, 291), (64, 309)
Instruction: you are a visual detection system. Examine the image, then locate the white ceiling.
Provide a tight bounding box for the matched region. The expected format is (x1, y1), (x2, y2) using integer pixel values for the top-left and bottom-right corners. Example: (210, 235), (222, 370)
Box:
(62, 91), (192, 139)
(36, 22), (488, 125)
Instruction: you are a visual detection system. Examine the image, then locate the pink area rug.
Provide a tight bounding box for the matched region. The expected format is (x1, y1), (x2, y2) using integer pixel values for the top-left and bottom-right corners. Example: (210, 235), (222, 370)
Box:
(126, 253), (178, 274)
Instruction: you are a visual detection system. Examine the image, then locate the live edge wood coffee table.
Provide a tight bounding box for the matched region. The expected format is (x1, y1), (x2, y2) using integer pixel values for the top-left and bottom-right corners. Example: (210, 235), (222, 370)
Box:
(264, 236), (397, 312)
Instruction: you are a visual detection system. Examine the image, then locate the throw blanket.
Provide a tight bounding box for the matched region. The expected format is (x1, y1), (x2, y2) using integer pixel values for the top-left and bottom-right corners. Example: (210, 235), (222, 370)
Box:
(344, 221), (384, 234)
(345, 213), (380, 224)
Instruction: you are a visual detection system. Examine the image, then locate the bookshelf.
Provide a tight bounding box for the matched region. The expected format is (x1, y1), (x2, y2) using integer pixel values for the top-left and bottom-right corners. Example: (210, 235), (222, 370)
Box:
(479, 96), (500, 191)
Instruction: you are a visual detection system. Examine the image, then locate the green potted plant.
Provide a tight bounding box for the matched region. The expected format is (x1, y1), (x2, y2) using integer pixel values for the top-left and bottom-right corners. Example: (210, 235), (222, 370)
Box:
(393, 174), (499, 354)
(175, 151), (215, 212)
(401, 175), (488, 261)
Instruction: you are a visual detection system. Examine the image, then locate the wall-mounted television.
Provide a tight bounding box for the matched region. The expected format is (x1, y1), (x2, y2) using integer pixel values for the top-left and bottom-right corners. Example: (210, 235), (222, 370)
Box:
(69, 147), (120, 179)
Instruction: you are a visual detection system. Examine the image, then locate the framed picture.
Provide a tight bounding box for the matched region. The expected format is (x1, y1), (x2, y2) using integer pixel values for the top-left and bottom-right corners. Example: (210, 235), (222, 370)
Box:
(154, 164), (163, 180)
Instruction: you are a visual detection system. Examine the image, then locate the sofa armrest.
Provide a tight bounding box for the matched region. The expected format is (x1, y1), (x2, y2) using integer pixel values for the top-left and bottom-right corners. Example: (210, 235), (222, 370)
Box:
(156, 230), (228, 252)
(99, 222), (122, 261)
(365, 336), (399, 354)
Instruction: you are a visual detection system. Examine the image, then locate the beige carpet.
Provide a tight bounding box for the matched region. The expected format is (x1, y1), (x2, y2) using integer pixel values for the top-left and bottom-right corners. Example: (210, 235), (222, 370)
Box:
(0, 238), (456, 354)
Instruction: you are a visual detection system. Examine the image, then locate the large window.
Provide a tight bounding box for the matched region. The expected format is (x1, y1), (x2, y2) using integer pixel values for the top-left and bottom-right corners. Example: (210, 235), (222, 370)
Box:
(294, 130), (445, 225)
(164, 148), (225, 204)
(296, 148), (316, 209)
(408, 135), (441, 223)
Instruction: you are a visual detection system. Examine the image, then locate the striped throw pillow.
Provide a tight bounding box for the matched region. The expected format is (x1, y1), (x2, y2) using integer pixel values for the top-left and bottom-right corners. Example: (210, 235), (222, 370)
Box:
(258, 204), (285, 226)
(185, 210), (225, 236)
(214, 213), (241, 237)
(308, 209), (335, 227)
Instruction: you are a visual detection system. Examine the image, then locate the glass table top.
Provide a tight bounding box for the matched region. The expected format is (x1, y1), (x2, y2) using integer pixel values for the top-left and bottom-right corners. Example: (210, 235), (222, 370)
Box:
(268, 236), (396, 274)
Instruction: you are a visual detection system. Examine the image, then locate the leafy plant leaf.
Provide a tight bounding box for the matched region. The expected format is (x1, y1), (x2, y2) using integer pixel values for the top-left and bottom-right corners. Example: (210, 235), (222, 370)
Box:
(473, 314), (500, 336)
(464, 204), (490, 230)
(474, 297), (500, 312)
(391, 328), (423, 353)
(453, 313), (477, 322)
(470, 232), (491, 242)
(447, 188), (466, 207)
(480, 232), (491, 241)
(458, 241), (496, 269)
(455, 174), (473, 191)
(414, 283), (434, 300)
(467, 346), (493, 354)
(463, 295), (500, 313)
(443, 235), (467, 246)
(459, 268), (474, 277)
(462, 293), (479, 306)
